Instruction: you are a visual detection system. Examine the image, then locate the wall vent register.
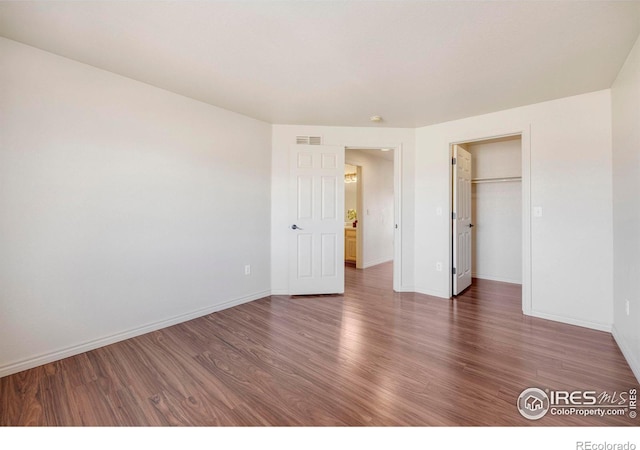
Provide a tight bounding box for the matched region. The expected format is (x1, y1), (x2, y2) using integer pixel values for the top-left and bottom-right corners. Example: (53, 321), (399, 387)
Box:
(296, 136), (322, 145)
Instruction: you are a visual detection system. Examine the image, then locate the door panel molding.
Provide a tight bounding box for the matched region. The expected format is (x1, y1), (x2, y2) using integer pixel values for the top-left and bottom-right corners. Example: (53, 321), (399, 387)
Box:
(289, 144), (345, 295)
(453, 144), (473, 295)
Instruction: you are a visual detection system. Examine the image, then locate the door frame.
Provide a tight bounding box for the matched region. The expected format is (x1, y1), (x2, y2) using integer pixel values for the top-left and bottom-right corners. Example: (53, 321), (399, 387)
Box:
(447, 128), (532, 314)
(345, 143), (403, 292)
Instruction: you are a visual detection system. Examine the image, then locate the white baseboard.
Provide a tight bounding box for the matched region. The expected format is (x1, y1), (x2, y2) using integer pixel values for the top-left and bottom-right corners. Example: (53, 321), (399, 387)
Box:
(274, 284), (418, 295)
(472, 273), (522, 284)
(394, 285), (415, 293)
(526, 309), (612, 333)
(361, 257), (393, 269)
(0, 289), (270, 379)
(414, 286), (450, 299)
(612, 325), (640, 384)
(270, 288), (289, 296)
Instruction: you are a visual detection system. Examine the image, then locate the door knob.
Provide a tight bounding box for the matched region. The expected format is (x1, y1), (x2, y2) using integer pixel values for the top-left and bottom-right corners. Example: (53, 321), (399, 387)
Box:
(291, 224), (303, 230)
(469, 223), (475, 228)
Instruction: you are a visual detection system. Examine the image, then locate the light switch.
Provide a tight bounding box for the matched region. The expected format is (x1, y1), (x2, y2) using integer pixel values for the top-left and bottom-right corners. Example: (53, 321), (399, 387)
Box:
(533, 206), (543, 217)
(436, 207), (442, 216)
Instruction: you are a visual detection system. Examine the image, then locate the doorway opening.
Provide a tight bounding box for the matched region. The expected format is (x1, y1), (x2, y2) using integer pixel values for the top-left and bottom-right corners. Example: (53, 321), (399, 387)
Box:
(451, 134), (524, 296)
(345, 146), (401, 292)
(287, 142), (402, 296)
(343, 163), (360, 268)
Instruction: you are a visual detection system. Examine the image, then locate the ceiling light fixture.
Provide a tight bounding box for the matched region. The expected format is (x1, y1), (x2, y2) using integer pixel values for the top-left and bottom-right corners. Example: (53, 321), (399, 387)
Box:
(370, 115), (383, 123)
(380, 148), (391, 152)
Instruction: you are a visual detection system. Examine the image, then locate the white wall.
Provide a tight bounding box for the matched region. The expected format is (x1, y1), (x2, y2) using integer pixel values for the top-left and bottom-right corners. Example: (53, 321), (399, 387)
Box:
(345, 149), (394, 268)
(469, 138), (522, 180)
(611, 34), (640, 382)
(468, 138), (522, 284)
(0, 35), (631, 381)
(0, 37), (272, 377)
(415, 90), (614, 331)
(271, 125), (415, 294)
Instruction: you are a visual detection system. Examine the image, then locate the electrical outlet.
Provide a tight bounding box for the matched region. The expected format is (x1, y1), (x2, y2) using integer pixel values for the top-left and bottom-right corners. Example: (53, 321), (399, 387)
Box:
(436, 262), (443, 272)
(244, 265), (251, 275)
(626, 299), (630, 316)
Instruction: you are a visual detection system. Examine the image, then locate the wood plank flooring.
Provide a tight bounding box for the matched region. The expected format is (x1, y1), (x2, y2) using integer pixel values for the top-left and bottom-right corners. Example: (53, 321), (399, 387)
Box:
(1, 262), (637, 426)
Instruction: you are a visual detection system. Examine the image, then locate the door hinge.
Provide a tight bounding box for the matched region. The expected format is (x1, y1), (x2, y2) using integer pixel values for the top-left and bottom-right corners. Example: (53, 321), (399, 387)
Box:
(452, 157), (457, 165)
(452, 211), (456, 220)
(452, 267), (457, 275)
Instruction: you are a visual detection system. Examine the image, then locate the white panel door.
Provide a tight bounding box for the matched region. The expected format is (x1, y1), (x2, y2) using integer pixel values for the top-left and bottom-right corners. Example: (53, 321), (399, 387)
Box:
(289, 145), (345, 295)
(453, 144), (473, 295)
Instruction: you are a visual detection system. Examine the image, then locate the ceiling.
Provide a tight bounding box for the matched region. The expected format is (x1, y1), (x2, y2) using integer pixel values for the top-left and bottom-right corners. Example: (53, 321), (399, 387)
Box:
(1, 1), (639, 128)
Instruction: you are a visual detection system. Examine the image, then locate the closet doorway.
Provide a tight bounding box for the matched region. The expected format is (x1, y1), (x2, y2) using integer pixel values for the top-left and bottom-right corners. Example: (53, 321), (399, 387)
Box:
(452, 135), (523, 295)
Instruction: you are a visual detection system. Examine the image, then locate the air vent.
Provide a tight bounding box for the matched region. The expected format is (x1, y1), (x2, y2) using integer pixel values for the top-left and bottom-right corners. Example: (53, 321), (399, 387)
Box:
(296, 136), (322, 145)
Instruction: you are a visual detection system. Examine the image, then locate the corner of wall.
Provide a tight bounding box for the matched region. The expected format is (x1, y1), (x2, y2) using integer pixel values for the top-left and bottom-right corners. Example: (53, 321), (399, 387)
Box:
(613, 325), (640, 383)
(611, 30), (640, 386)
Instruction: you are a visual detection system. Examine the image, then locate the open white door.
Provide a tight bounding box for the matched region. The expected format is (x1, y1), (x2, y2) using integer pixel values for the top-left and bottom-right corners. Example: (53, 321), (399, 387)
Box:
(289, 145), (345, 295)
(453, 144), (473, 295)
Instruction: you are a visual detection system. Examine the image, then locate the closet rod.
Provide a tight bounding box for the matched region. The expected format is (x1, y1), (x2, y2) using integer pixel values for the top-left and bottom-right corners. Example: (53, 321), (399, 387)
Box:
(471, 176), (522, 184)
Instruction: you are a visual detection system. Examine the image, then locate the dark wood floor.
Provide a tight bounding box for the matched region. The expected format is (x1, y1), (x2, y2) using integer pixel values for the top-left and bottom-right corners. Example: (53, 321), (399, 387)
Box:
(1, 262), (637, 426)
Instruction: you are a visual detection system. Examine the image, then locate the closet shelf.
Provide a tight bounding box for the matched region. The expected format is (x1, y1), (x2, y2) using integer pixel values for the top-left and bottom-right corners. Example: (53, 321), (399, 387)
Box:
(471, 176), (522, 184)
